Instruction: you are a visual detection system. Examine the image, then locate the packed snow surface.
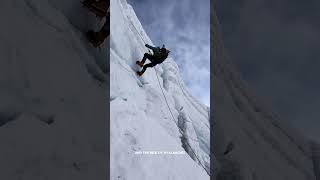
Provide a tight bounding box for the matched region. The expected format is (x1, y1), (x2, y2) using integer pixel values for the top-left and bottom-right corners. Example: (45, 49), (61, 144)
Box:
(110, 0), (210, 179)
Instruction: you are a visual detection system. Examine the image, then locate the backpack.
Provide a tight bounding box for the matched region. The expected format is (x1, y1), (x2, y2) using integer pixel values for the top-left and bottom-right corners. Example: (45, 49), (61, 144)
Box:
(157, 49), (170, 64)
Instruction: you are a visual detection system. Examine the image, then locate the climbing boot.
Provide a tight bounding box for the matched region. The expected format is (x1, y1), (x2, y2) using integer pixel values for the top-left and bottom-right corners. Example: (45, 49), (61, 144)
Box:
(136, 61), (144, 67)
(136, 71), (144, 76)
(86, 28), (108, 47)
(86, 30), (100, 47)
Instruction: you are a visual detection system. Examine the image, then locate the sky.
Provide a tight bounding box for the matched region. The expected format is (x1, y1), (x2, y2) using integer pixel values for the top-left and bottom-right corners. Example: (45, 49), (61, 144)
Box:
(127, 0), (210, 106)
(216, 0), (320, 142)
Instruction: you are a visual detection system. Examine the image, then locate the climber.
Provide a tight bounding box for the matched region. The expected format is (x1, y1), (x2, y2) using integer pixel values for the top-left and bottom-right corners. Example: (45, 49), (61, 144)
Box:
(87, 18), (109, 47)
(83, 0), (110, 47)
(136, 44), (170, 76)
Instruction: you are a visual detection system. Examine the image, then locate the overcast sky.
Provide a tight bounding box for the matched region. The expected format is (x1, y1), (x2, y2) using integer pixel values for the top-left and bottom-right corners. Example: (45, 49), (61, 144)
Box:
(127, 0), (210, 106)
(216, 0), (320, 142)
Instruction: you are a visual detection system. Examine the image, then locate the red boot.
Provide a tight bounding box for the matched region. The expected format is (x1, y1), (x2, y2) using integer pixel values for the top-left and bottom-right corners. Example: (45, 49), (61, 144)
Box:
(136, 71), (144, 76)
(86, 26), (108, 47)
(136, 61), (144, 67)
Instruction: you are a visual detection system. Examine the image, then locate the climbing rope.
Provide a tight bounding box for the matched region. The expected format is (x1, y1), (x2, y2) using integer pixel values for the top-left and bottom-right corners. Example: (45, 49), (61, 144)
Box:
(127, 16), (148, 45)
(154, 68), (210, 175)
(173, 71), (210, 129)
(125, 15), (210, 175)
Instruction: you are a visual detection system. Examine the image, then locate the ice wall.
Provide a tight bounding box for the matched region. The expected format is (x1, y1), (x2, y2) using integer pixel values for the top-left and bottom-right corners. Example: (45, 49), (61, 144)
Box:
(110, 0), (210, 179)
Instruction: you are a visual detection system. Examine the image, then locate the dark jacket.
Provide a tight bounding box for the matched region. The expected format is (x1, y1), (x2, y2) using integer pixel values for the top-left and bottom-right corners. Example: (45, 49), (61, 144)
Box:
(145, 44), (169, 64)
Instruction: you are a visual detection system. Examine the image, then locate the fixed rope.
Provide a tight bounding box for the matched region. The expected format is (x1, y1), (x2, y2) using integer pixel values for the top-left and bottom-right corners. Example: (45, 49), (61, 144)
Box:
(126, 15), (210, 175)
(174, 71), (211, 129)
(153, 68), (210, 175)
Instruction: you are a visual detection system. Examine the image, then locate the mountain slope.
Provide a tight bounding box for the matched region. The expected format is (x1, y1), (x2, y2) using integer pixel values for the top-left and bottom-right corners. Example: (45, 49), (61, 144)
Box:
(110, 0), (210, 179)
(0, 0), (108, 179)
(212, 2), (319, 180)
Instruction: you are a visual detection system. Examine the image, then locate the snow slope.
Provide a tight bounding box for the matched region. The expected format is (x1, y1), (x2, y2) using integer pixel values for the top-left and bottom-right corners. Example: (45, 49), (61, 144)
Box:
(213, 2), (319, 180)
(110, 0), (210, 179)
(0, 0), (108, 179)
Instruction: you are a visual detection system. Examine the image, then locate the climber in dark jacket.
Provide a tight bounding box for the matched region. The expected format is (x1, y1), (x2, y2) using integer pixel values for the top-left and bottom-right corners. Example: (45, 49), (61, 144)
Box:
(136, 44), (170, 76)
(85, 0), (110, 47)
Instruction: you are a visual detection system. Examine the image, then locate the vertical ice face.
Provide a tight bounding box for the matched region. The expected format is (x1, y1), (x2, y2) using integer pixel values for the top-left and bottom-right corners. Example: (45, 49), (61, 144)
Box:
(110, 0), (210, 179)
(0, 0), (108, 179)
(212, 2), (319, 180)
(311, 142), (320, 180)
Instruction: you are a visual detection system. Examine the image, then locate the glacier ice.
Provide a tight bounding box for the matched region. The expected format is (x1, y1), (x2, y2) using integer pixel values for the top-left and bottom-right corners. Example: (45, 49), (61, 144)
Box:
(110, 0), (210, 179)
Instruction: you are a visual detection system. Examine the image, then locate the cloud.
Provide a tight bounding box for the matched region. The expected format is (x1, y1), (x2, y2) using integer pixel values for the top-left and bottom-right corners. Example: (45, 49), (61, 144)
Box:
(128, 0), (210, 106)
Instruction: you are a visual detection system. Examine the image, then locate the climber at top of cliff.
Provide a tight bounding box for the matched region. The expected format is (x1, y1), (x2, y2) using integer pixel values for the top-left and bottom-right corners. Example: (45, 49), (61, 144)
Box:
(136, 44), (170, 76)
